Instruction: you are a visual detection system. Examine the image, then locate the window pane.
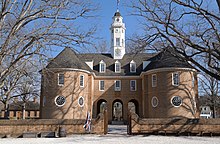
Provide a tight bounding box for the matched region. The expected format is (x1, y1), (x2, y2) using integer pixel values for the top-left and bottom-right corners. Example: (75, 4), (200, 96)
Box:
(130, 80), (136, 91)
(115, 63), (120, 72)
(100, 80), (104, 91)
(131, 63), (136, 72)
(58, 74), (64, 85)
(100, 63), (105, 72)
(152, 74), (157, 87)
(116, 81), (120, 87)
(80, 75), (84, 87)
(115, 80), (121, 91)
(173, 73), (179, 86)
(116, 38), (120, 46)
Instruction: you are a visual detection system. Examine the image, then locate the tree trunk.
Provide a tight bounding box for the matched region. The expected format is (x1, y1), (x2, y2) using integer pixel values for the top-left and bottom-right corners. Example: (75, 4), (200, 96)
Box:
(213, 105), (216, 118)
(22, 103), (26, 119)
(4, 102), (9, 119)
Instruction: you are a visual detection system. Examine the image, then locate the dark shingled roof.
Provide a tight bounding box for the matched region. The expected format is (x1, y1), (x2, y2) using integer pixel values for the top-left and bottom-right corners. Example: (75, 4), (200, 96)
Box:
(78, 53), (154, 76)
(144, 48), (194, 71)
(46, 47), (91, 70)
(45, 47), (195, 76)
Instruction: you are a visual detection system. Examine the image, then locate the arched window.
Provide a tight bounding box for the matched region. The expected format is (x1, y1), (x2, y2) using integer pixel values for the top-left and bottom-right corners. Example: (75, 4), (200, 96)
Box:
(130, 60), (136, 73)
(115, 60), (121, 73)
(99, 60), (106, 73)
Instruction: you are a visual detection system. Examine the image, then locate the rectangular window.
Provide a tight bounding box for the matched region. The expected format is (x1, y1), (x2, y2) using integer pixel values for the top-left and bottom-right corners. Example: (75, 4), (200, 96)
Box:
(115, 63), (121, 73)
(152, 74), (157, 87)
(115, 80), (121, 91)
(80, 75), (84, 87)
(58, 73), (64, 85)
(130, 80), (136, 91)
(100, 63), (106, 73)
(116, 38), (120, 46)
(130, 63), (136, 72)
(99, 80), (105, 91)
(172, 73), (179, 86)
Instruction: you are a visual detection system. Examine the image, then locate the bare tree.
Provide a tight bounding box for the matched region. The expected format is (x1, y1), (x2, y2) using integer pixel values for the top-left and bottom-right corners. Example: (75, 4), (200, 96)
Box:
(128, 0), (220, 80)
(199, 72), (220, 118)
(0, 0), (98, 118)
(0, 0), (98, 89)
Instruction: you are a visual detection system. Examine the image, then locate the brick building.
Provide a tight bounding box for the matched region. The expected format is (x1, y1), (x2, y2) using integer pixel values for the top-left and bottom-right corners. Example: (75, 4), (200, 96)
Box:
(40, 10), (199, 123)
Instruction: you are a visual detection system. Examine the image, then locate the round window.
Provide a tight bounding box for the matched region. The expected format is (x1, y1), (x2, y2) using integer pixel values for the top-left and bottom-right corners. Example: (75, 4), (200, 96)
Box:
(78, 96), (84, 107)
(151, 96), (158, 108)
(55, 96), (66, 107)
(171, 96), (182, 107)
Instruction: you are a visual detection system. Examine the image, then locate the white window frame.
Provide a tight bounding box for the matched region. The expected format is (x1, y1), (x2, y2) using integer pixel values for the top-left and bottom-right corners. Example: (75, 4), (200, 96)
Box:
(130, 80), (136, 91)
(171, 96), (182, 107)
(151, 96), (159, 108)
(115, 80), (121, 91)
(172, 72), (179, 86)
(99, 80), (105, 91)
(78, 96), (84, 107)
(115, 61), (121, 73)
(54, 95), (66, 107)
(99, 60), (106, 73)
(152, 74), (157, 87)
(80, 75), (84, 87)
(130, 60), (136, 73)
(58, 73), (64, 86)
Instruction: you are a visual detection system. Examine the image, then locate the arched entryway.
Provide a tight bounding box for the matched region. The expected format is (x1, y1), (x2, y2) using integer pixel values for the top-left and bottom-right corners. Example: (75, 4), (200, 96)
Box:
(112, 99), (123, 122)
(97, 99), (107, 117)
(128, 99), (139, 115)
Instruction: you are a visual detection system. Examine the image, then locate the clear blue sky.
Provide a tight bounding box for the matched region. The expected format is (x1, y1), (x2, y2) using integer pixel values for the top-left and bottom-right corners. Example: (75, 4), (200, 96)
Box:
(51, 0), (142, 56)
(96, 0), (142, 43)
(51, 0), (218, 56)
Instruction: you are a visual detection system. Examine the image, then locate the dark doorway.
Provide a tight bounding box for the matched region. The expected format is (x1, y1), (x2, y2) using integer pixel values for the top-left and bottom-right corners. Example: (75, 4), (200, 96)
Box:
(97, 99), (107, 117)
(112, 100), (123, 122)
(128, 99), (139, 115)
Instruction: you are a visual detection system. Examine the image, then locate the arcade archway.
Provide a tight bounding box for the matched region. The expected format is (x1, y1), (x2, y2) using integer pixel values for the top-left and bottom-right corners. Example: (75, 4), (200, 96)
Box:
(112, 99), (123, 122)
(128, 99), (139, 115)
(97, 99), (107, 117)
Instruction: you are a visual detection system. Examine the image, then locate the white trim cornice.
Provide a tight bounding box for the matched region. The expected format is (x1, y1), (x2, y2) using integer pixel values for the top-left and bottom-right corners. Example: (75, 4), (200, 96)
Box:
(43, 67), (196, 79)
(140, 68), (197, 77)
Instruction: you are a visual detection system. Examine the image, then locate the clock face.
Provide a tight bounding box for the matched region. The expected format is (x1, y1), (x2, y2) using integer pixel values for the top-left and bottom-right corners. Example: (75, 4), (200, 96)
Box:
(115, 48), (121, 56)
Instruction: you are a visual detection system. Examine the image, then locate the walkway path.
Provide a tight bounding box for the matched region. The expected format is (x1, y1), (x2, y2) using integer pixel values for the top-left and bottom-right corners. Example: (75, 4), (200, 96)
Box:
(108, 125), (127, 135)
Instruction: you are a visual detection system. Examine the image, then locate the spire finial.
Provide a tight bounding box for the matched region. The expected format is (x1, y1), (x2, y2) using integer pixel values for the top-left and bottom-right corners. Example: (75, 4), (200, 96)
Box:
(117, 0), (120, 11)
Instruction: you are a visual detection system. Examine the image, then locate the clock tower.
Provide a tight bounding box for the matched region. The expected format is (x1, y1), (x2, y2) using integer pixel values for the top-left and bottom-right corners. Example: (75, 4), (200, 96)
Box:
(110, 9), (126, 59)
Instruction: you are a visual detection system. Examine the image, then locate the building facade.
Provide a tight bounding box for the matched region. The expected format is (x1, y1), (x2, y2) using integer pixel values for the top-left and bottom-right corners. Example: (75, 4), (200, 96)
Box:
(40, 10), (199, 123)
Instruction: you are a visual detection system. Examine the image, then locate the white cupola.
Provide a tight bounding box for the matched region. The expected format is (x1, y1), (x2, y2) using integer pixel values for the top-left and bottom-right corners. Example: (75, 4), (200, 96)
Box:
(110, 10), (126, 59)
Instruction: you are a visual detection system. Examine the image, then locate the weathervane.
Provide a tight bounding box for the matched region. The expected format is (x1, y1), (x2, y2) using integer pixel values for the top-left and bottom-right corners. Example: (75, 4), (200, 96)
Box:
(117, 0), (120, 11)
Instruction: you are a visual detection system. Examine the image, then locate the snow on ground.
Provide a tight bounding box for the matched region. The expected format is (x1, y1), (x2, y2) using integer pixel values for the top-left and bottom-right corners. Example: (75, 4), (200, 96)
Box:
(0, 135), (219, 144)
(0, 125), (219, 144)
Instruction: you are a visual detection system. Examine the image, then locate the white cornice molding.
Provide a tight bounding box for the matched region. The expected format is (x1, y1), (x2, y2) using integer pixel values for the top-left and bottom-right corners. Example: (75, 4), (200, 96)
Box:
(43, 68), (92, 74)
(43, 67), (196, 79)
(140, 68), (197, 77)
